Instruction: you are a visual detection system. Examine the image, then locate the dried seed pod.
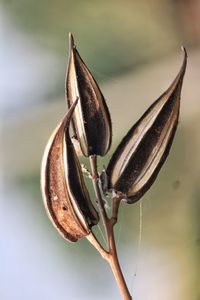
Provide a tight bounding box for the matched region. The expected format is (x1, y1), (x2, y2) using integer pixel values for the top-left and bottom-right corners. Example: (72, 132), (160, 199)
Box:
(105, 48), (187, 204)
(66, 33), (112, 157)
(41, 100), (99, 242)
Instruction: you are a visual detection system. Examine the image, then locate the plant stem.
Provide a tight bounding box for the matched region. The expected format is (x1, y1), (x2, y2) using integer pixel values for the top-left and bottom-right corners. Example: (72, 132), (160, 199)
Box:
(87, 232), (109, 260)
(108, 226), (132, 300)
(89, 155), (132, 300)
(89, 155), (109, 241)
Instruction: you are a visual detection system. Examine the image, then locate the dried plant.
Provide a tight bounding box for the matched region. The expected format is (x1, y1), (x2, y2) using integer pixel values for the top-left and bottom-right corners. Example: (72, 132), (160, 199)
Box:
(41, 33), (187, 300)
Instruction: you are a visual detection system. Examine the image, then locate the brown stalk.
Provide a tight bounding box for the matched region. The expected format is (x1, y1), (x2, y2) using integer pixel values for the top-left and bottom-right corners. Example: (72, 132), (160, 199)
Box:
(88, 155), (132, 300)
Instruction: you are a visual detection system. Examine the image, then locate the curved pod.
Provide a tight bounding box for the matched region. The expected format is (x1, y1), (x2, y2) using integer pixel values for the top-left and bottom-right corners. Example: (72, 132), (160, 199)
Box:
(41, 101), (99, 242)
(106, 48), (187, 203)
(66, 33), (112, 157)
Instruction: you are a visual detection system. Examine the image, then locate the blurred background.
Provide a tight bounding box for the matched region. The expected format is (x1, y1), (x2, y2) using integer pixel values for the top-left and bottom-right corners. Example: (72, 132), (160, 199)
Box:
(1, 1), (200, 299)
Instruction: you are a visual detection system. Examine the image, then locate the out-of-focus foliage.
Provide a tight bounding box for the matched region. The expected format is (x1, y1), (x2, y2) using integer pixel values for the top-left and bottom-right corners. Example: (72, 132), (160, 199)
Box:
(1, 1), (200, 299)
(3, 0), (199, 80)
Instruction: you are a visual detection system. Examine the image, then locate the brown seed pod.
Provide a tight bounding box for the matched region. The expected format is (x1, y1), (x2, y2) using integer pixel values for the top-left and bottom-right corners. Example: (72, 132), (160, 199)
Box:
(66, 33), (112, 157)
(41, 100), (99, 242)
(105, 48), (187, 204)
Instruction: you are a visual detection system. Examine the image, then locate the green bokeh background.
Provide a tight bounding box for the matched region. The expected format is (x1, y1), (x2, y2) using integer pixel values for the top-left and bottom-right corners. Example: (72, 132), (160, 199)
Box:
(1, 1), (200, 299)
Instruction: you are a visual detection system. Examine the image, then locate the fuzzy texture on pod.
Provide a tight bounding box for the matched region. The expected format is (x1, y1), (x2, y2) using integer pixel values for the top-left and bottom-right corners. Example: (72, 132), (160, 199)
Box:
(105, 48), (187, 204)
(66, 33), (112, 157)
(41, 100), (99, 242)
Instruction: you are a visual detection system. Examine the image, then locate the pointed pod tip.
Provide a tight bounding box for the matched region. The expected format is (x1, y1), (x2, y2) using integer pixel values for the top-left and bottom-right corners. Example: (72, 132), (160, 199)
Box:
(69, 32), (75, 49)
(65, 97), (79, 128)
(179, 46), (187, 78)
(181, 45), (187, 58)
(68, 96), (79, 114)
(172, 46), (187, 87)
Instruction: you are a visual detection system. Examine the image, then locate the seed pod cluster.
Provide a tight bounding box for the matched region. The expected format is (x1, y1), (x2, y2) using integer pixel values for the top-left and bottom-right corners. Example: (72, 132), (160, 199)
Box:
(41, 34), (187, 243)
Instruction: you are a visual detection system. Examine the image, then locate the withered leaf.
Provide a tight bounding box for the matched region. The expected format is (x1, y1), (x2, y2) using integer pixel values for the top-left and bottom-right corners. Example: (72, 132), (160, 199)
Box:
(105, 48), (187, 204)
(41, 100), (99, 242)
(66, 33), (112, 157)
